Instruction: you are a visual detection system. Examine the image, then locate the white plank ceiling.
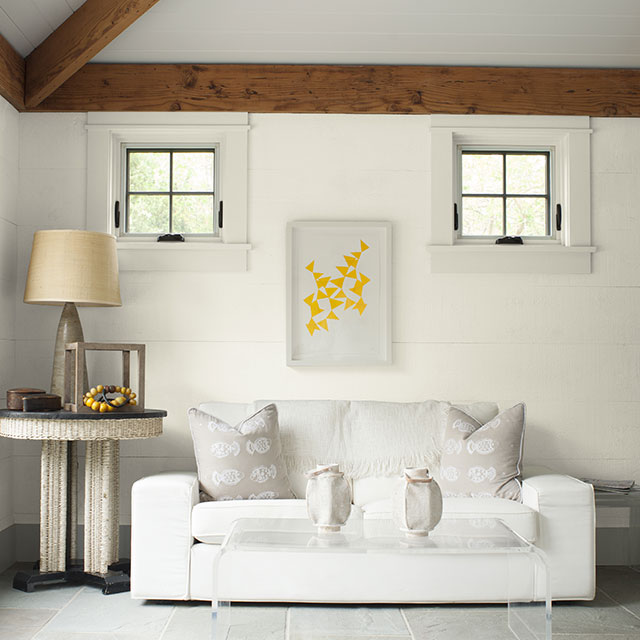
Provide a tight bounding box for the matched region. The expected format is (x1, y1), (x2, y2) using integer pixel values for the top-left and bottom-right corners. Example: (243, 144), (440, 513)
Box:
(1, 0), (640, 67)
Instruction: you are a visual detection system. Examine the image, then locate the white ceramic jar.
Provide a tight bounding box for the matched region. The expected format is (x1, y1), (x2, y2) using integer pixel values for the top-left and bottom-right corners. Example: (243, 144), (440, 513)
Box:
(306, 464), (352, 533)
(392, 467), (443, 537)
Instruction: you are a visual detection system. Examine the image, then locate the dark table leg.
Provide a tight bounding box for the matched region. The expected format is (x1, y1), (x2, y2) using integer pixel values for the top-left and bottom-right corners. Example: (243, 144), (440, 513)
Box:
(13, 560), (130, 595)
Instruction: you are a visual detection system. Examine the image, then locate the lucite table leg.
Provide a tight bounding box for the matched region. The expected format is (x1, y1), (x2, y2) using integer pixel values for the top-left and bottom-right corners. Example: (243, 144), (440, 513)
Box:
(213, 601), (230, 640)
(507, 551), (552, 640)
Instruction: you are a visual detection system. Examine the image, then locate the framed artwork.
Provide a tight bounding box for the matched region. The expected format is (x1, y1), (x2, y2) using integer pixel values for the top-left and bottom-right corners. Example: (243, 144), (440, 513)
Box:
(287, 221), (392, 366)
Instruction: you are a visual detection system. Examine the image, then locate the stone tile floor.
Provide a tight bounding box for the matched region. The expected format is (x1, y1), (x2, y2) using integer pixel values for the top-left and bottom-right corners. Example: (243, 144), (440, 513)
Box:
(0, 564), (639, 639)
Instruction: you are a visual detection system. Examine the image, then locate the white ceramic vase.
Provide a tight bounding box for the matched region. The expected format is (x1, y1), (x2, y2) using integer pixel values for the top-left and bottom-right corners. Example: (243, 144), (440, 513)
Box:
(306, 464), (352, 533)
(392, 467), (443, 538)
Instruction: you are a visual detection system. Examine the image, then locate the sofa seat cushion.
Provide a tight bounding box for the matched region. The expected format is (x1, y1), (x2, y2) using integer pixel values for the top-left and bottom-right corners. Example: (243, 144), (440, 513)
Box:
(361, 497), (537, 543)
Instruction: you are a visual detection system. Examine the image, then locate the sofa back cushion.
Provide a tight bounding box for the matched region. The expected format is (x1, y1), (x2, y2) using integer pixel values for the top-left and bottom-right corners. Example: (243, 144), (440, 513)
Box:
(253, 399), (349, 496)
(254, 399), (499, 499)
(198, 399), (499, 501)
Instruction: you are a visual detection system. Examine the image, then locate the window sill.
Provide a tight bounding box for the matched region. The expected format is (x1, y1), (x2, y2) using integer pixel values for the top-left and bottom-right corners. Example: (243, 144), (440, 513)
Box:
(426, 244), (595, 274)
(117, 241), (251, 272)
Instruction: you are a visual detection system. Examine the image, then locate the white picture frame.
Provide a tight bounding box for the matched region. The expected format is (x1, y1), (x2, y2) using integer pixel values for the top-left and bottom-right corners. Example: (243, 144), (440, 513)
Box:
(287, 221), (392, 366)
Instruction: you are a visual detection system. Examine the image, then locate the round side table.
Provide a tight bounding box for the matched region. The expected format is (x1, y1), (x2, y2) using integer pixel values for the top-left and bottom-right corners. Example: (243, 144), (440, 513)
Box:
(0, 408), (166, 594)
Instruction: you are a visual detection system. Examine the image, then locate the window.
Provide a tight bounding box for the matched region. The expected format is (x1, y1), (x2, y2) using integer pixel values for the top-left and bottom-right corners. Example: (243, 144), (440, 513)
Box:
(124, 147), (219, 237)
(428, 115), (595, 274)
(459, 149), (552, 239)
(86, 113), (250, 272)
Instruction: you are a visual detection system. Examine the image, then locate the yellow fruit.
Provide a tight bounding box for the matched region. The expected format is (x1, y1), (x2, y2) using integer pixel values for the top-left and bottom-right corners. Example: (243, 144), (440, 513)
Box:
(129, 399), (137, 406)
(90, 388), (97, 396)
(91, 401), (100, 411)
(84, 398), (91, 407)
(99, 403), (108, 413)
(96, 385), (104, 393)
(115, 386), (121, 392)
(130, 393), (136, 399)
(107, 405), (114, 411)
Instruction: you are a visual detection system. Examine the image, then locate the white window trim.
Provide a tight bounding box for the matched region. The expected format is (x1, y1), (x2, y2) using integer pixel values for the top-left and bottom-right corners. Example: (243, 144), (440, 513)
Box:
(86, 112), (251, 272)
(427, 115), (595, 274)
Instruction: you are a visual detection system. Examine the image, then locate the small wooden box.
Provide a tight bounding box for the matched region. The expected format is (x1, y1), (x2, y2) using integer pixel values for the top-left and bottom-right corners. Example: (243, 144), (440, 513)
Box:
(64, 342), (146, 413)
(22, 394), (62, 412)
(7, 388), (46, 410)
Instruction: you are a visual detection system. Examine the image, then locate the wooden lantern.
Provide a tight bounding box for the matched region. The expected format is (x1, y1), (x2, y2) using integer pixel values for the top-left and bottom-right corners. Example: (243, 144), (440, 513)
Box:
(64, 342), (145, 413)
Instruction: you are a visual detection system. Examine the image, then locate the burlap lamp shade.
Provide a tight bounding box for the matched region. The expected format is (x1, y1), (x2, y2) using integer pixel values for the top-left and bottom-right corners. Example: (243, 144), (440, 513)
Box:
(24, 230), (121, 307)
(24, 230), (122, 397)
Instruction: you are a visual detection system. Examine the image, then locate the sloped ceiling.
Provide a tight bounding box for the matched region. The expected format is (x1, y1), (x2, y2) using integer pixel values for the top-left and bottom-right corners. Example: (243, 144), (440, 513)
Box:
(1, 0), (640, 68)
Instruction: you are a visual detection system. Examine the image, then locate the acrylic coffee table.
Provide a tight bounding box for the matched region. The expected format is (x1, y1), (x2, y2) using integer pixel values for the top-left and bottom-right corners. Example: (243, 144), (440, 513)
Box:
(213, 517), (551, 639)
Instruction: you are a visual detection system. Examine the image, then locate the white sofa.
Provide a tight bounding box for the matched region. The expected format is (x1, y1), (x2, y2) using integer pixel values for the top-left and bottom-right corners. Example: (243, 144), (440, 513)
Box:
(130, 399), (595, 602)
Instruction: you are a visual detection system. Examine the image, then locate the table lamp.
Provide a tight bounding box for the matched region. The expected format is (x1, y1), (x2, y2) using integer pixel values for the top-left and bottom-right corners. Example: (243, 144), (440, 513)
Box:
(23, 230), (121, 397)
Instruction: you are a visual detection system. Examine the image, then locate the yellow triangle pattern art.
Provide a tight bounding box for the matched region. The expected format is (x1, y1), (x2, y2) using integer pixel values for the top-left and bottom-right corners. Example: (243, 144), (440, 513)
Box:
(303, 239), (373, 336)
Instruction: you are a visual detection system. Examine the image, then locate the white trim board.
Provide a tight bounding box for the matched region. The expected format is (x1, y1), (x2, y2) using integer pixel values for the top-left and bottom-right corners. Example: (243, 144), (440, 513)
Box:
(86, 112), (250, 272)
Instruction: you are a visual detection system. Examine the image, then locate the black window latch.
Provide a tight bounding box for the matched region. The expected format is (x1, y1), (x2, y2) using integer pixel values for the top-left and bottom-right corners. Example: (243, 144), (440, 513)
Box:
(218, 201), (224, 229)
(114, 201), (120, 229)
(453, 202), (459, 231)
(495, 236), (523, 245)
(556, 204), (562, 231)
(157, 233), (185, 242)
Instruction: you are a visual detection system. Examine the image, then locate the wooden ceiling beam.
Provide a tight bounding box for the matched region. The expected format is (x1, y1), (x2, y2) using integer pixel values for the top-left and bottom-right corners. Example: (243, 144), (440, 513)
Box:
(33, 63), (640, 116)
(0, 32), (24, 111)
(24, 0), (161, 109)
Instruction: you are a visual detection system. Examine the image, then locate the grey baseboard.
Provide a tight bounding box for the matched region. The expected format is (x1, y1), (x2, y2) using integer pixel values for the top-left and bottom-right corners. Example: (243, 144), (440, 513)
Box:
(1, 524), (132, 571)
(0, 525), (16, 573)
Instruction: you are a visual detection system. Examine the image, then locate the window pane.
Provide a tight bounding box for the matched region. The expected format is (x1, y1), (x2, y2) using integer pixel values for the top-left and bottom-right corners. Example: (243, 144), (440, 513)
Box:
(128, 152), (170, 192)
(461, 154), (503, 194)
(173, 151), (214, 192)
(506, 154), (547, 194)
(506, 197), (547, 236)
(173, 195), (214, 234)
(127, 195), (169, 233)
(462, 196), (503, 236)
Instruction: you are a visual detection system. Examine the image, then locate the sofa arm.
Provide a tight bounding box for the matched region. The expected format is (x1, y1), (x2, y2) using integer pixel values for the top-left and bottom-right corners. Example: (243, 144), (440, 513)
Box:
(522, 474), (595, 601)
(131, 472), (199, 600)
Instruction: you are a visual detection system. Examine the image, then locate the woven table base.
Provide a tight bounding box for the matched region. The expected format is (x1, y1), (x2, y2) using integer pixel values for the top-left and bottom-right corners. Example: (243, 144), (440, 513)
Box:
(0, 409), (165, 594)
(85, 440), (119, 574)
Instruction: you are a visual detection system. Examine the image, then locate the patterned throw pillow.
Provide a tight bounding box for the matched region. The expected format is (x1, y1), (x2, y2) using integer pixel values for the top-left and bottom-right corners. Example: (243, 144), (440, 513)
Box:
(189, 404), (294, 501)
(438, 403), (526, 501)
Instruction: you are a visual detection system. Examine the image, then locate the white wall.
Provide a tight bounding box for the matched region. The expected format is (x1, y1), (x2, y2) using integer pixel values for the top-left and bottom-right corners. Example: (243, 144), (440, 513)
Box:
(0, 95), (19, 536)
(11, 112), (640, 526)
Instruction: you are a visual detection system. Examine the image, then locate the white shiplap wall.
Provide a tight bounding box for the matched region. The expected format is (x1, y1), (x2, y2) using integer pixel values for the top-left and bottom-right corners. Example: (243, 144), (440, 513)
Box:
(10, 112), (640, 527)
(0, 95), (19, 536)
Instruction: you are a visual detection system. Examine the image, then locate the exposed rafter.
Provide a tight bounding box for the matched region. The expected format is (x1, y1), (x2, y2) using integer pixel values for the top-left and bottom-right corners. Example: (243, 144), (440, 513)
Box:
(34, 63), (640, 116)
(24, 0), (161, 109)
(0, 32), (25, 111)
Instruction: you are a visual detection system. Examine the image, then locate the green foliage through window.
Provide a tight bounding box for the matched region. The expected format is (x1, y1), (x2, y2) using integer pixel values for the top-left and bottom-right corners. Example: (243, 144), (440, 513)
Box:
(460, 150), (550, 238)
(126, 149), (216, 235)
